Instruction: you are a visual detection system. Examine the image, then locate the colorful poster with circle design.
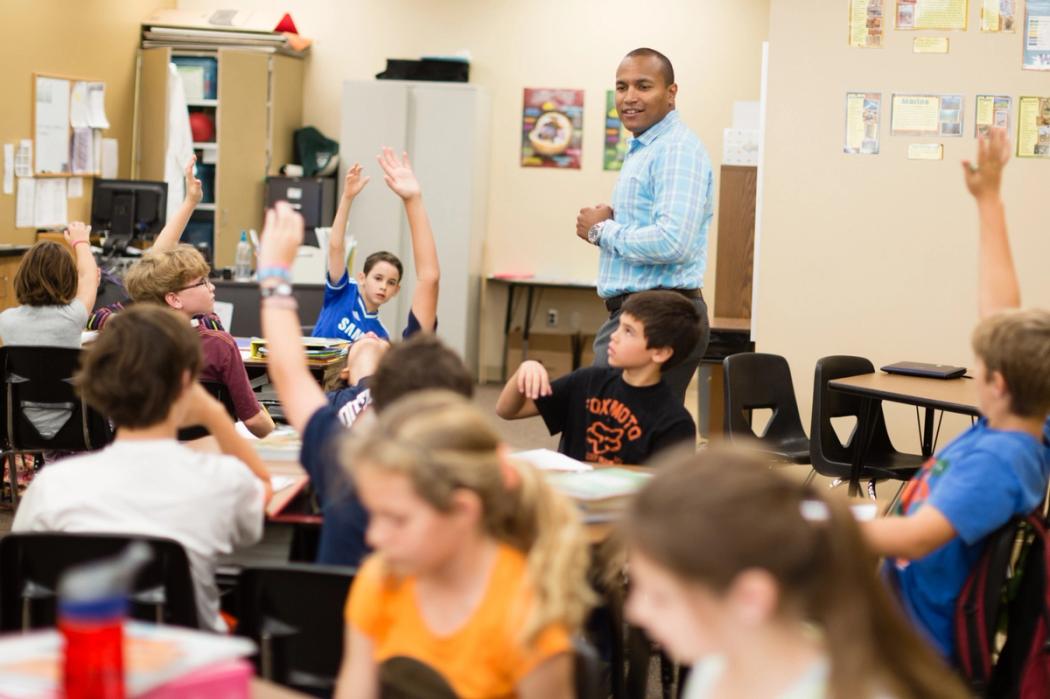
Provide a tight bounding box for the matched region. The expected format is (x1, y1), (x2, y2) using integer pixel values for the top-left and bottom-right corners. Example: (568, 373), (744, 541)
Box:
(603, 90), (629, 171)
(521, 88), (584, 169)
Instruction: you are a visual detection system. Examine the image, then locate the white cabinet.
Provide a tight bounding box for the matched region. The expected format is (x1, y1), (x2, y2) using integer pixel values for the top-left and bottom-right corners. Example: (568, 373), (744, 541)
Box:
(340, 80), (491, 374)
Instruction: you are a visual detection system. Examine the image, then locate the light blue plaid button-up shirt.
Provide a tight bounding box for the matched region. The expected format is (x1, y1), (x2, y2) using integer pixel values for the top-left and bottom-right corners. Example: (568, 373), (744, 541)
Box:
(597, 110), (713, 299)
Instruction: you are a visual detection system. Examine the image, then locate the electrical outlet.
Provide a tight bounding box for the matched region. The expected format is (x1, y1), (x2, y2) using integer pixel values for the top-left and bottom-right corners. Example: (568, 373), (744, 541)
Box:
(546, 309), (558, 327)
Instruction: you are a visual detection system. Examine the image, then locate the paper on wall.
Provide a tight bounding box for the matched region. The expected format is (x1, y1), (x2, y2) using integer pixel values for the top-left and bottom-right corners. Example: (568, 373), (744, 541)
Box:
(981, 0), (1016, 31)
(896, 0), (968, 30)
(70, 81), (90, 128)
(34, 76), (71, 174)
(907, 143), (944, 160)
(71, 127), (94, 175)
(15, 178), (34, 228)
(849, 0), (885, 48)
(844, 92), (881, 155)
(891, 94), (964, 137)
(723, 128), (760, 165)
(975, 95), (1011, 136)
(87, 82), (109, 129)
(101, 138), (118, 178)
(1016, 95), (1050, 157)
(33, 178), (67, 228)
(3, 144), (13, 195)
(1023, 0), (1050, 69)
(14, 140), (31, 178)
(732, 101), (761, 130)
(67, 177), (83, 198)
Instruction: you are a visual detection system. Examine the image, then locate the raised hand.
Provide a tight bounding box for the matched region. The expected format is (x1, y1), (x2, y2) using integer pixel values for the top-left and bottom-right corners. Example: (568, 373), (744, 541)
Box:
(184, 154), (203, 205)
(259, 201), (305, 269)
(377, 147), (421, 201)
(962, 128), (1010, 202)
(342, 162), (370, 200)
(64, 221), (91, 245)
(516, 360), (552, 400)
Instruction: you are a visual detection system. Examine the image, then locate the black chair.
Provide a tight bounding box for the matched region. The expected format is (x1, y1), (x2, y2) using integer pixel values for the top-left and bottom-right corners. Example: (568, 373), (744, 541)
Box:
(177, 380), (239, 441)
(573, 637), (604, 699)
(723, 352), (810, 463)
(0, 346), (114, 506)
(236, 563), (356, 695)
(810, 356), (924, 496)
(0, 532), (199, 631)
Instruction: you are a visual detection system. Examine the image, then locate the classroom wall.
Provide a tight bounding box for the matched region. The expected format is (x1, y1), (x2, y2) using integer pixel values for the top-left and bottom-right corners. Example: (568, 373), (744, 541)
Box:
(175, 0), (771, 379)
(0, 0), (175, 245)
(758, 0), (1050, 443)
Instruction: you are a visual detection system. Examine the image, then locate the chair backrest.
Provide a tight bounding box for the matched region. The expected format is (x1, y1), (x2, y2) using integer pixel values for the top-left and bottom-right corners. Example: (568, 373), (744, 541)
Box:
(723, 352), (806, 443)
(236, 563), (355, 693)
(0, 532), (199, 631)
(574, 637), (604, 699)
(0, 346), (113, 453)
(177, 380), (238, 441)
(810, 355), (898, 477)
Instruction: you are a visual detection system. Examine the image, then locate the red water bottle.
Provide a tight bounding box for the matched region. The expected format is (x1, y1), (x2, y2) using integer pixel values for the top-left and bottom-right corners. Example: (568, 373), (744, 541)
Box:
(59, 594), (127, 699)
(57, 543), (150, 699)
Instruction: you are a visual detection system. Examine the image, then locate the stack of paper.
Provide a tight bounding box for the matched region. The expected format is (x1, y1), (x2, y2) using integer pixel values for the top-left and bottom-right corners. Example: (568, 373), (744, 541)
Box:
(513, 449), (592, 473)
(249, 337), (348, 361)
(544, 467), (652, 518)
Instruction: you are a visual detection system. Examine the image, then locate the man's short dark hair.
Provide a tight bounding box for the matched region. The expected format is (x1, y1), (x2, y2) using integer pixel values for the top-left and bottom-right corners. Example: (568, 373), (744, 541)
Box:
(621, 291), (701, 371)
(76, 305), (202, 428)
(624, 48), (675, 86)
(363, 251), (403, 281)
(370, 334), (473, 412)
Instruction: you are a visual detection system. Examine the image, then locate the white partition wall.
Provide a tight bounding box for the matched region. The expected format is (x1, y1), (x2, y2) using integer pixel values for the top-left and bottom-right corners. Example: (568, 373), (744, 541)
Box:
(340, 80), (491, 374)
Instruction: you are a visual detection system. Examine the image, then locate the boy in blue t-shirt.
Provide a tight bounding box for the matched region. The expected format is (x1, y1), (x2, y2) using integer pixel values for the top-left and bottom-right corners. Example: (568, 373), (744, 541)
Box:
(866, 345), (1050, 659)
(863, 129), (1050, 662)
(312, 149), (438, 342)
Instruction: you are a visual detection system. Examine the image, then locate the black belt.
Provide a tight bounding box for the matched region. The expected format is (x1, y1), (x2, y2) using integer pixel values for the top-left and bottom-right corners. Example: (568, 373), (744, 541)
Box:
(604, 288), (703, 314)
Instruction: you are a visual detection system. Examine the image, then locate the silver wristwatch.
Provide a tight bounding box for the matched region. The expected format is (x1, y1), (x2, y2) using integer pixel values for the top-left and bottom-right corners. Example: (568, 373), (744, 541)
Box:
(587, 221), (605, 245)
(260, 282), (294, 298)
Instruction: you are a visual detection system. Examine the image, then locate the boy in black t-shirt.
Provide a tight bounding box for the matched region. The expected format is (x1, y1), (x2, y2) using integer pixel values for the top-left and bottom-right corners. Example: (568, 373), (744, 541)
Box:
(497, 290), (700, 464)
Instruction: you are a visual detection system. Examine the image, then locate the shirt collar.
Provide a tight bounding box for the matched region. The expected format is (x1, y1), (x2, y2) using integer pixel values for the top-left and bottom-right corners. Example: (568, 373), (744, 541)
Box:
(627, 110), (680, 151)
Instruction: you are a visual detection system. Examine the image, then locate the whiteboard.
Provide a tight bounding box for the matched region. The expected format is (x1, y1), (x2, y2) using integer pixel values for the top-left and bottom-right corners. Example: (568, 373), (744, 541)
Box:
(34, 75), (71, 175)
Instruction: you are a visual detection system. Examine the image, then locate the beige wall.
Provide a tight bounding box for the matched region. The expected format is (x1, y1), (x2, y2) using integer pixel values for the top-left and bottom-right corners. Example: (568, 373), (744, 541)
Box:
(759, 0), (1050, 443)
(0, 0), (175, 245)
(177, 0), (771, 378)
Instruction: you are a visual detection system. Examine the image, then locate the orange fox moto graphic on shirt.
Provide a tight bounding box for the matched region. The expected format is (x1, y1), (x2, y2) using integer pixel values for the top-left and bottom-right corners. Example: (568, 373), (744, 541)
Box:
(584, 397), (643, 463)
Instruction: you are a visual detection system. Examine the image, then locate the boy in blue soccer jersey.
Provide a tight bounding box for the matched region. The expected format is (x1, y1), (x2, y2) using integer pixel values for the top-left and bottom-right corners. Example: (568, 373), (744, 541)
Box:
(313, 148), (437, 342)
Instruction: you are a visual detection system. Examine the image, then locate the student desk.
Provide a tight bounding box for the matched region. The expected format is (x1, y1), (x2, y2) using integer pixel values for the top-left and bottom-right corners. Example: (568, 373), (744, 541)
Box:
(828, 373), (980, 494)
(237, 342), (345, 392)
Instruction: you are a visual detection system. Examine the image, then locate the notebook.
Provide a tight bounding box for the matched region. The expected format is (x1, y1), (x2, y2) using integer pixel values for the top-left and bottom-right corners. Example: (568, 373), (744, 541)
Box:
(881, 361), (967, 379)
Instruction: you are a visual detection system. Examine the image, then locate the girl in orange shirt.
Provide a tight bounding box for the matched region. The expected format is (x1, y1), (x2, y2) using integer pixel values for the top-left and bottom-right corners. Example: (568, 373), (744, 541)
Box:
(335, 391), (593, 699)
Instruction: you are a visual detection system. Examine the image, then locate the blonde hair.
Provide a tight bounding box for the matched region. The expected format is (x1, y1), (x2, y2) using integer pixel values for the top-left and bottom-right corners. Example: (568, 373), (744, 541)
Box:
(971, 308), (1050, 418)
(124, 244), (210, 305)
(346, 391), (595, 641)
(625, 447), (968, 699)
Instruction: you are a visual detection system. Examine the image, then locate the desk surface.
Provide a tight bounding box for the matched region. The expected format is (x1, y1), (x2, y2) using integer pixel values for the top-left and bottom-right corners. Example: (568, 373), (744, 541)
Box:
(829, 373), (979, 416)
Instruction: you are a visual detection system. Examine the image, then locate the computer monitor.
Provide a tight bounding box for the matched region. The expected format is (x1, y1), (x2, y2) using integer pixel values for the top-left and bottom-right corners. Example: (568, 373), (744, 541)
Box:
(90, 179), (167, 252)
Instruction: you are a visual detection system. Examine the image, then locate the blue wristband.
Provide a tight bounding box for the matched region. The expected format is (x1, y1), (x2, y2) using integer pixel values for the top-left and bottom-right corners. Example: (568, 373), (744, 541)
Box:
(257, 266), (292, 283)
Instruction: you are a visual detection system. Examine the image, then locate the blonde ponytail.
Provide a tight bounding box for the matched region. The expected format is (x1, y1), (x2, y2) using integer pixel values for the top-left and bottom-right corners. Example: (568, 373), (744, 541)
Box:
(345, 390), (594, 642)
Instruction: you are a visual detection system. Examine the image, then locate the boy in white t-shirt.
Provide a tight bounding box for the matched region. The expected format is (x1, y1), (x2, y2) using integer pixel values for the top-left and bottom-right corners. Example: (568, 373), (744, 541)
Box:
(13, 304), (273, 632)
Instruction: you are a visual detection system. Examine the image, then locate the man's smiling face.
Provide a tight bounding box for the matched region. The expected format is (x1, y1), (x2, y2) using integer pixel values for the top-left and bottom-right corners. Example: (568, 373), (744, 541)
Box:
(615, 54), (677, 137)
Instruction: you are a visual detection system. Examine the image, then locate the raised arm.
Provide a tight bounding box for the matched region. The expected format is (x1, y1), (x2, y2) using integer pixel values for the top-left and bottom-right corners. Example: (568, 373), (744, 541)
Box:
(259, 202), (327, 433)
(496, 360), (550, 420)
(152, 155), (203, 253)
(377, 148), (439, 331)
(963, 128), (1020, 318)
(65, 222), (98, 312)
(328, 163), (370, 284)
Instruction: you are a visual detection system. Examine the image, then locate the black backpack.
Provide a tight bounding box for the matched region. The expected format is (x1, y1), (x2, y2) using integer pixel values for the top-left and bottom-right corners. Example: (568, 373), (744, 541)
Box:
(955, 512), (1050, 697)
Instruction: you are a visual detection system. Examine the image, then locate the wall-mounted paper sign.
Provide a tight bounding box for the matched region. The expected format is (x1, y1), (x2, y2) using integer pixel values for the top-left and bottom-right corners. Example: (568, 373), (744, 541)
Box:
(913, 37), (950, 52)
(908, 143), (944, 160)
(891, 94), (964, 137)
(844, 92), (882, 155)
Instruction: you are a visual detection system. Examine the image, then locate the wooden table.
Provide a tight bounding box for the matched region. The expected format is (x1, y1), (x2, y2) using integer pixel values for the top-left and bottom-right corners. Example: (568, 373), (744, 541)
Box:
(238, 344), (345, 392)
(828, 372), (980, 494)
